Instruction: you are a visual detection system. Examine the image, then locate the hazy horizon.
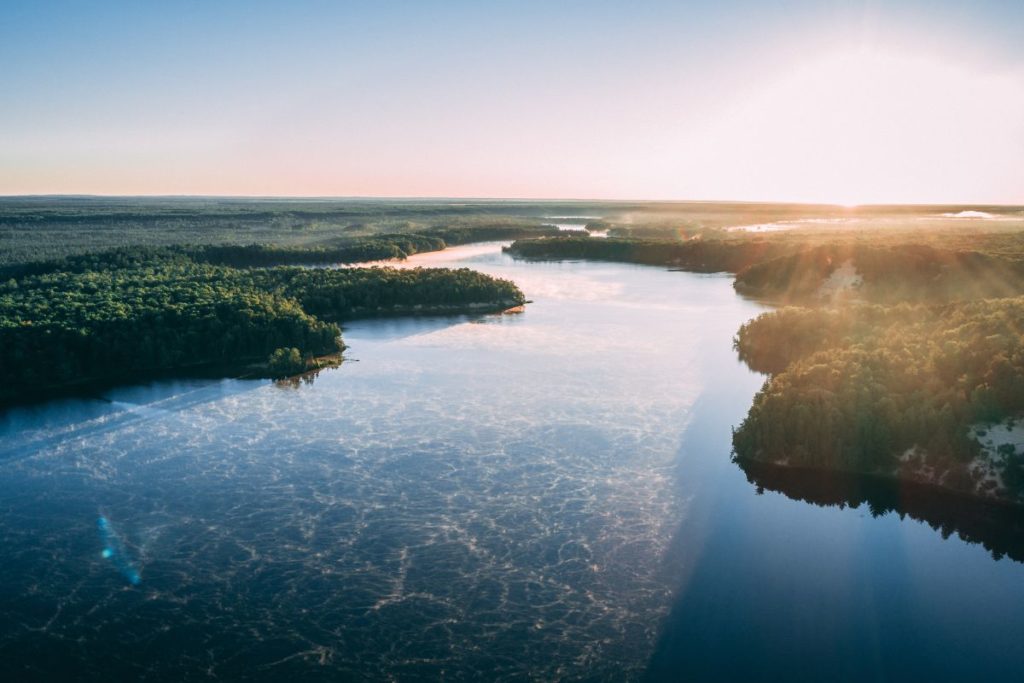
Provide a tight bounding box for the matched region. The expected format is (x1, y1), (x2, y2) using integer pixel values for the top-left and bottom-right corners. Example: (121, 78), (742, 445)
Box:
(3, 194), (1024, 209)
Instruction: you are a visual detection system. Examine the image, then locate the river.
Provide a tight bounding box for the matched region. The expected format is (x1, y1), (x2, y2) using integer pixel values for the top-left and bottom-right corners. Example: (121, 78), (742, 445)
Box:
(1, 243), (1022, 680)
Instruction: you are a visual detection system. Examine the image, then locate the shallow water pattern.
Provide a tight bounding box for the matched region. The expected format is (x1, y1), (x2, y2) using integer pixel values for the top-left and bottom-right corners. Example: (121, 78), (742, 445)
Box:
(0, 246), (758, 680)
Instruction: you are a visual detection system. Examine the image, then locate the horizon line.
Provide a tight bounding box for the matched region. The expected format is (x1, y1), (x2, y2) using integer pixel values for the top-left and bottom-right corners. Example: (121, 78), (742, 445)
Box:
(2, 193), (1023, 209)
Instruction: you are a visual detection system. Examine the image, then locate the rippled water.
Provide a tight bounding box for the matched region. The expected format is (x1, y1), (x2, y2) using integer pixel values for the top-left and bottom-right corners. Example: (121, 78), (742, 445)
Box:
(2, 244), (1023, 681)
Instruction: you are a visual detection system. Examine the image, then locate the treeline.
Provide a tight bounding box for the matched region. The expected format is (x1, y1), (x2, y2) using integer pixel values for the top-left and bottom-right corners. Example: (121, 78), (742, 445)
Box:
(0, 194), (574, 266)
(0, 254), (525, 403)
(191, 234), (446, 268)
(732, 301), (1024, 502)
(734, 243), (1024, 303)
(0, 239), (421, 279)
(0, 227), (563, 280)
(504, 236), (795, 273)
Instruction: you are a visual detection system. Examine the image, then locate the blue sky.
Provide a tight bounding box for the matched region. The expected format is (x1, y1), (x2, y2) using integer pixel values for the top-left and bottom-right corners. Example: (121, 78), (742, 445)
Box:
(2, 1), (1023, 202)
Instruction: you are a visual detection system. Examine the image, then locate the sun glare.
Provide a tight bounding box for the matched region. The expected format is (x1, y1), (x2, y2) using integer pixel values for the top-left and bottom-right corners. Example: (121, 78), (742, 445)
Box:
(678, 46), (1024, 205)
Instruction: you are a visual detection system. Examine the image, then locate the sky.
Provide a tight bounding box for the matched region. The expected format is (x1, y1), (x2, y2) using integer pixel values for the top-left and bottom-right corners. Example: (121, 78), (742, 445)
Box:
(2, 1), (1023, 204)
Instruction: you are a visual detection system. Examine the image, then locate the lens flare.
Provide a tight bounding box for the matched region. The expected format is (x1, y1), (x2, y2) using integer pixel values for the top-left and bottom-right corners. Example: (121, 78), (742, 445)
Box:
(97, 515), (141, 586)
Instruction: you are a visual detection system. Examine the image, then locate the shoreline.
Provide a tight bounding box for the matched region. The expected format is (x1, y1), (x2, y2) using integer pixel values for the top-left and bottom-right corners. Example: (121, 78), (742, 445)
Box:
(1, 301), (524, 410)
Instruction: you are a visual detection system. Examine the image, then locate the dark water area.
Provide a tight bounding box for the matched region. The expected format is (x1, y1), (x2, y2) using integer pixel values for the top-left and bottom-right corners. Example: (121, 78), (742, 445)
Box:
(1, 243), (1022, 681)
(736, 459), (1024, 564)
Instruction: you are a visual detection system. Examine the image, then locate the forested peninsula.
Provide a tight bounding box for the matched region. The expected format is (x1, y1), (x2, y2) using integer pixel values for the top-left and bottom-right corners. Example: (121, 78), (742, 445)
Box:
(504, 235), (796, 274)
(0, 233), (529, 404)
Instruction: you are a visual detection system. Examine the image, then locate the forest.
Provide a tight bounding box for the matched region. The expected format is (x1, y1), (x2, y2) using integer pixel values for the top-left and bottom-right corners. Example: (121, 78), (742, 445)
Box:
(0, 243), (525, 403)
(504, 235), (796, 273)
(0, 196), (585, 265)
(732, 301), (1024, 502)
(0, 200), (576, 404)
(733, 243), (1024, 303)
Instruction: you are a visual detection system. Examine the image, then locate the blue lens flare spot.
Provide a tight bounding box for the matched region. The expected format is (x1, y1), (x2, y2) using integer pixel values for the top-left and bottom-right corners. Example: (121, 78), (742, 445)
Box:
(97, 514), (141, 586)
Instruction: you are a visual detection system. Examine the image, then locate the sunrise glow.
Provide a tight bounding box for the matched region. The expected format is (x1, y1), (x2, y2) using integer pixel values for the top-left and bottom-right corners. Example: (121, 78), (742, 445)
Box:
(674, 47), (1024, 205)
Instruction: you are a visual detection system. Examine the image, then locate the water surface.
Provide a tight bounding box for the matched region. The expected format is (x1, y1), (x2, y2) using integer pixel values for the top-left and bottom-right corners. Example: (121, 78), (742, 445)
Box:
(1, 243), (1022, 681)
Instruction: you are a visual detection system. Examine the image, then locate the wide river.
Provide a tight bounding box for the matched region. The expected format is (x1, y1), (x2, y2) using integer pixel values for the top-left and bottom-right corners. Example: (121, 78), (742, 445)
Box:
(1, 243), (1022, 681)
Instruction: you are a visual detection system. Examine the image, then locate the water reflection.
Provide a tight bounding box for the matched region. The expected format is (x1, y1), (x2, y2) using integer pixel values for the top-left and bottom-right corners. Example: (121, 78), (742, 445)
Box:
(738, 459), (1024, 563)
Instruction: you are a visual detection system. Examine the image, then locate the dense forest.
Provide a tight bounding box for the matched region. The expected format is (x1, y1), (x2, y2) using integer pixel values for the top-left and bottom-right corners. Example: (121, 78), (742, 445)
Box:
(505, 235), (796, 273)
(0, 227), (566, 278)
(732, 301), (1024, 502)
(0, 245), (525, 403)
(0, 196), (590, 265)
(733, 243), (1024, 303)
